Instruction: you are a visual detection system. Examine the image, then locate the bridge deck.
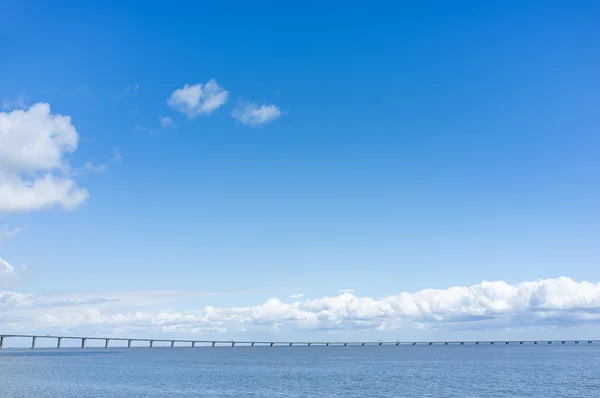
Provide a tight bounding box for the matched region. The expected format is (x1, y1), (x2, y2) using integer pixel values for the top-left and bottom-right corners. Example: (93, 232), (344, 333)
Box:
(0, 334), (595, 349)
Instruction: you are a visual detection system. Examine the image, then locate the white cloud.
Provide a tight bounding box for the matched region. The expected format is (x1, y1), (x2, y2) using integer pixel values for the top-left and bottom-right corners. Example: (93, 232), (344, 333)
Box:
(232, 103), (281, 126)
(289, 293), (305, 299)
(159, 116), (175, 128)
(0, 103), (89, 213)
(2, 277), (600, 338)
(0, 225), (21, 242)
(167, 80), (228, 118)
(0, 258), (28, 287)
(339, 289), (354, 294)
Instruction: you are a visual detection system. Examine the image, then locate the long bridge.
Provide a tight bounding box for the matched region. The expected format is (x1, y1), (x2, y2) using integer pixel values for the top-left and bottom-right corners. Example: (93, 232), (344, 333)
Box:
(0, 334), (596, 349)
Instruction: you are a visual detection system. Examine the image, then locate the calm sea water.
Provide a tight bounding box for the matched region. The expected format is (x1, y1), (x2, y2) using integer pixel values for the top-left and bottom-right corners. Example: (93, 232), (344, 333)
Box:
(2, 345), (600, 397)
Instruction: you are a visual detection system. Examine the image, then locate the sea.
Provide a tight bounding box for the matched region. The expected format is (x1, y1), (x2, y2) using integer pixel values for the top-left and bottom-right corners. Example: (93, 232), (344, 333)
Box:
(2, 345), (600, 397)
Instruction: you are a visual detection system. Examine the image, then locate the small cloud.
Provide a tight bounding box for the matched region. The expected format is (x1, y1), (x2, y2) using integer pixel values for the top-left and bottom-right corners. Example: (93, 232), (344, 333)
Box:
(2, 95), (27, 110)
(71, 161), (107, 176)
(0, 225), (22, 243)
(160, 116), (175, 128)
(289, 293), (304, 299)
(112, 147), (122, 163)
(232, 103), (281, 126)
(133, 124), (159, 135)
(167, 80), (228, 118)
(0, 258), (29, 287)
(338, 289), (354, 294)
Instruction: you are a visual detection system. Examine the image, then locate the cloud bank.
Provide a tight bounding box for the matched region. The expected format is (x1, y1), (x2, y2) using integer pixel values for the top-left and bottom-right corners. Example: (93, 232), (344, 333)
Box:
(167, 80), (228, 118)
(1, 277), (600, 338)
(0, 103), (88, 213)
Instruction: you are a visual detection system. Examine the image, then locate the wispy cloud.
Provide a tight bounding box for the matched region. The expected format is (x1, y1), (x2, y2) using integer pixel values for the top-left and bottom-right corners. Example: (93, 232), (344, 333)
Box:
(2, 95), (27, 110)
(232, 103), (281, 126)
(338, 289), (354, 294)
(0, 258), (29, 288)
(167, 80), (228, 118)
(0, 225), (22, 243)
(289, 293), (305, 299)
(159, 116), (175, 128)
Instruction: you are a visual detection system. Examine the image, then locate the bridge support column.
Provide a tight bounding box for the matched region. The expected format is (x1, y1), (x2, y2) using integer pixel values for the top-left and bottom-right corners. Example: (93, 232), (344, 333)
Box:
(105, 339), (109, 348)
(192, 342), (196, 348)
(231, 342), (235, 347)
(0, 336), (4, 349)
(57, 337), (62, 348)
(149, 340), (154, 348)
(31, 336), (36, 349)
(308, 343), (311, 347)
(212, 342), (215, 347)
(344, 343), (348, 346)
(270, 342), (274, 347)
(171, 341), (175, 348)
(128, 340), (132, 348)
(326, 343), (329, 346)
(81, 338), (86, 348)
(251, 342), (255, 347)
(289, 343), (293, 347)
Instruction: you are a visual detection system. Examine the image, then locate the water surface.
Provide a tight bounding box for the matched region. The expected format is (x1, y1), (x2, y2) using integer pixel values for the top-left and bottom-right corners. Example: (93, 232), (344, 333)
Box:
(2, 345), (599, 397)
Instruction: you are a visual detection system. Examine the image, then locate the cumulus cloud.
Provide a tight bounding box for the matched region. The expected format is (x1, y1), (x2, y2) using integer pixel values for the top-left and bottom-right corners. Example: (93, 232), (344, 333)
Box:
(0, 103), (89, 213)
(232, 103), (281, 126)
(167, 80), (228, 118)
(2, 277), (600, 338)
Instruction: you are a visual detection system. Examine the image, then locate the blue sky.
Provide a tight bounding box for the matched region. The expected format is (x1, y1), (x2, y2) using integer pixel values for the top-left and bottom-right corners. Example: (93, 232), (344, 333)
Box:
(1, 0), (600, 339)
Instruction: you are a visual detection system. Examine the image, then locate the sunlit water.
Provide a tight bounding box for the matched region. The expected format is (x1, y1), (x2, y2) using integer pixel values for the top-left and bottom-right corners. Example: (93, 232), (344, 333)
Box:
(2, 345), (600, 397)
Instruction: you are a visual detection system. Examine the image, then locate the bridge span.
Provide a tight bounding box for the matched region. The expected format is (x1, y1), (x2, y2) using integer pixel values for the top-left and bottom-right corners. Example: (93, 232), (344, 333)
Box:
(0, 334), (596, 349)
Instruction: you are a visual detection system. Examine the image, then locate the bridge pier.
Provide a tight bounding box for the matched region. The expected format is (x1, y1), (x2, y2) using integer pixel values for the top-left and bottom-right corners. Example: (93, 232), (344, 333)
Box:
(105, 339), (109, 348)
(171, 341), (175, 348)
(345, 343), (348, 346)
(307, 343), (311, 347)
(31, 336), (36, 349)
(192, 342), (196, 348)
(270, 342), (274, 347)
(128, 340), (132, 348)
(231, 342), (235, 347)
(212, 342), (215, 347)
(0, 336), (4, 349)
(361, 343), (365, 346)
(289, 343), (293, 347)
(251, 342), (255, 347)
(326, 343), (330, 346)
(57, 337), (62, 348)
(149, 340), (154, 348)
(460, 342), (464, 345)
(81, 338), (86, 348)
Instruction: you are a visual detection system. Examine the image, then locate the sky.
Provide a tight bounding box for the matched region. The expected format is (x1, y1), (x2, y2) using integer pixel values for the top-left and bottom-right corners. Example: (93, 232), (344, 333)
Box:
(1, 0), (600, 341)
